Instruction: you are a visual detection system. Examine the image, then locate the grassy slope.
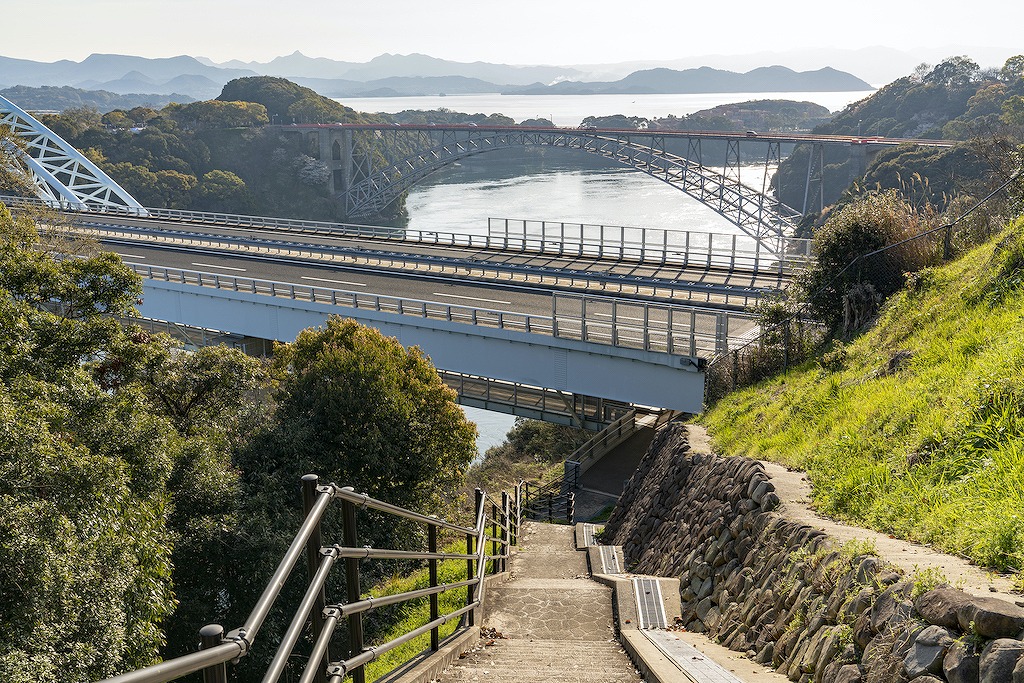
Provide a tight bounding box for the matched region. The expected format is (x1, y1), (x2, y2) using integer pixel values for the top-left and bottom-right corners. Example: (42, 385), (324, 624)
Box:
(702, 219), (1024, 582)
(362, 551), (471, 681)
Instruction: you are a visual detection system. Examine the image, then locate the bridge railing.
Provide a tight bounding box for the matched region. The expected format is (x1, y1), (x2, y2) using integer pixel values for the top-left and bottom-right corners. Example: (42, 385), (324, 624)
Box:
(133, 264), (757, 357)
(2, 195), (811, 277)
(488, 217), (814, 274)
(439, 370), (633, 429)
(552, 292), (755, 357)
(98, 476), (523, 683)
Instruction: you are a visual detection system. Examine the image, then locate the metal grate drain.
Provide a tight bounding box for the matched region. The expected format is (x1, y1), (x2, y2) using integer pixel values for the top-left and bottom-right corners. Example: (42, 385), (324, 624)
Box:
(599, 545), (621, 574)
(581, 523), (597, 547)
(632, 577), (667, 629)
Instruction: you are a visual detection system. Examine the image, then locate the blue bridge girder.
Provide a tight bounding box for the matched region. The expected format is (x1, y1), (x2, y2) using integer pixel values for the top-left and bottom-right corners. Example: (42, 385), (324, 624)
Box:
(134, 271), (712, 414)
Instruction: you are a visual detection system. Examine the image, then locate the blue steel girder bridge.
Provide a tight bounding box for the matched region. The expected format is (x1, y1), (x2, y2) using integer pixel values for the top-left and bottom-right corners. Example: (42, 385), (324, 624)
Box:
(289, 123), (955, 246)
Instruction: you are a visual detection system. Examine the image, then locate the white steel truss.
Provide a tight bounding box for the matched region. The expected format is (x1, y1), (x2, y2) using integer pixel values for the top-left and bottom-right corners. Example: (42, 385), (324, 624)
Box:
(0, 95), (145, 213)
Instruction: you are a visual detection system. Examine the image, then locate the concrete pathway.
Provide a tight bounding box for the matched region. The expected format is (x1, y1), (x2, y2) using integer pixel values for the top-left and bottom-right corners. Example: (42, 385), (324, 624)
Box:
(437, 522), (642, 682)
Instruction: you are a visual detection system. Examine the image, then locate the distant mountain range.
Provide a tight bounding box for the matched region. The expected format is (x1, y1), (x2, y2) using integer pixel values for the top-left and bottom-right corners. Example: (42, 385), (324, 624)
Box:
(0, 53), (256, 99)
(208, 51), (585, 87)
(0, 51), (874, 108)
(504, 66), (871, 95)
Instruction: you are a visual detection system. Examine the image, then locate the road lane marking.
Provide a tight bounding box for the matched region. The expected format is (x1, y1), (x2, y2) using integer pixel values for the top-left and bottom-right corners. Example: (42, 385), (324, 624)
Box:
(191, 262), (247, 272)
(115, 253), (145, 259)
(431, 292), (512, 305)
(300, 276), (366, 287)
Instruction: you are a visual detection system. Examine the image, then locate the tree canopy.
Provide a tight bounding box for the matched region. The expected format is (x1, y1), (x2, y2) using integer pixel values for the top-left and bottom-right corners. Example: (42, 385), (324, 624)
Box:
(0, 203), (174, 681)
(0, 203), (269, 680)
(217, 76), (361, 124)
(775, 55), (1024, 217)
(0, 202), (478, 681)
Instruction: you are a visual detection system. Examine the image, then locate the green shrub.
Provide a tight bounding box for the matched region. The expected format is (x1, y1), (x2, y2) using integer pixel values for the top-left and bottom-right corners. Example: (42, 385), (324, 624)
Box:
(799, 190), (933, 330)
(819, 340), (849, 373)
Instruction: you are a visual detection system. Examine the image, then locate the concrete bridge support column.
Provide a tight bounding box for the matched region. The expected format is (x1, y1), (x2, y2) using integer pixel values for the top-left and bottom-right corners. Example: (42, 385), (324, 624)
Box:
(323, 129), (353, 195)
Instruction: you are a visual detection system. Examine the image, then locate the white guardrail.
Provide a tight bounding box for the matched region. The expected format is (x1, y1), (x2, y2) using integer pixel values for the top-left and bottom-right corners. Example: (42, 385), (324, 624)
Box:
(134, 264), (755, 358)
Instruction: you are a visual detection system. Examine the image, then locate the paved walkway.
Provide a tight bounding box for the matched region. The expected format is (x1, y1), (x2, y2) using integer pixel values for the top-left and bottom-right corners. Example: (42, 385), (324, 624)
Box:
(437, 522), (642, 682)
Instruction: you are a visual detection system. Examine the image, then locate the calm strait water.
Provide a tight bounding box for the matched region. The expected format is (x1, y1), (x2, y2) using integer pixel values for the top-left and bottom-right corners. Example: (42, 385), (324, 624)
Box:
(344, 91), (870, 453)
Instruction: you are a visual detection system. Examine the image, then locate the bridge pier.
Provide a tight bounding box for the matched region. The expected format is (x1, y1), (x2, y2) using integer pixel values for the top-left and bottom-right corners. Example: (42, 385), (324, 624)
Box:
(323, 128), (353, 195)
(272, 125), (354, 196)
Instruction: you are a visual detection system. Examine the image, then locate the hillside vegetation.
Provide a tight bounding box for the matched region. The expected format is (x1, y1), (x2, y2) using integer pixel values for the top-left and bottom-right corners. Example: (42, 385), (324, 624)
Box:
(702, 218), (1024, 585)
(776, 54), (1024, 216)
(0, 202), (476, 682)
(3, 77), (390, 222)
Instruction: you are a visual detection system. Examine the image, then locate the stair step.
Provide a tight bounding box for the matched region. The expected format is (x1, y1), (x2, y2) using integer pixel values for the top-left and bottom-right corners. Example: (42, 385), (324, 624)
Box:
(436, 522), (642, 682)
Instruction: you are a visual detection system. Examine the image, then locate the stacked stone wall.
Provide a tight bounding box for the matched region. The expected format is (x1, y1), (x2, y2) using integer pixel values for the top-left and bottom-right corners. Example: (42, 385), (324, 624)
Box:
(604, 424), (1024, 682)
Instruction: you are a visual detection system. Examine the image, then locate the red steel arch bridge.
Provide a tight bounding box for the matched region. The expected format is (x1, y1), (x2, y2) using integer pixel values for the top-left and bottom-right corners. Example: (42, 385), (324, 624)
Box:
(2, 94), (953, 252)
(291, 123), (954, 248)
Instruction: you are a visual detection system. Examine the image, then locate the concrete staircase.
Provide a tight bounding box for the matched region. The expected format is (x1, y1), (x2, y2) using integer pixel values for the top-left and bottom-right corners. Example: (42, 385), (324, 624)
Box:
(437, 522), (642, 683)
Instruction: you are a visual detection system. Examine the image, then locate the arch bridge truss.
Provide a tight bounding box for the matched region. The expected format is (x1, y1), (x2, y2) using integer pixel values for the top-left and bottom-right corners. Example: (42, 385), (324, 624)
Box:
(0, 95), (145, 213)
(342, 126), (806, 245)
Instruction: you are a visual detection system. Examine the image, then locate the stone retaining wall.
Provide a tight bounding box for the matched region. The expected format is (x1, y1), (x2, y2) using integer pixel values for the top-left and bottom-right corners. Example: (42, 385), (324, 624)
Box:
(604, 424), (1024, 683)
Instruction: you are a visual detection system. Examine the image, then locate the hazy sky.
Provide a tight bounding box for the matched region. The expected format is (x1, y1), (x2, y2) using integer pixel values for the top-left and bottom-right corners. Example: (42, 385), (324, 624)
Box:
(5, 0), (1021, 65)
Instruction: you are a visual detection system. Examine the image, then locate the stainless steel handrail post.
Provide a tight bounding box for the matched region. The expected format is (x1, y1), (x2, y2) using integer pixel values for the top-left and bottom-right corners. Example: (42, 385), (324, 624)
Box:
(500, 492), (509, 573)
(490, 499), (498, 574)
(340, 489), (366, 683)
(465, 521), (475, 626)
(199, 625), (227, 683)
(428, 524), (439, 651)
(301, 475), (329, 683)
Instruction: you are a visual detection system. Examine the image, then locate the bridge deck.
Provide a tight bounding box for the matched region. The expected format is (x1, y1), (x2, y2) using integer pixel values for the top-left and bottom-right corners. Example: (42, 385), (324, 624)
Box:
(72, 214), (792, 309)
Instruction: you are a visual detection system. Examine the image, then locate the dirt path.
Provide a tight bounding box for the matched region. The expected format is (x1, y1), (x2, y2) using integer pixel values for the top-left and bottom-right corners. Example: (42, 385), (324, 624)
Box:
(688, 424), (1022, 602)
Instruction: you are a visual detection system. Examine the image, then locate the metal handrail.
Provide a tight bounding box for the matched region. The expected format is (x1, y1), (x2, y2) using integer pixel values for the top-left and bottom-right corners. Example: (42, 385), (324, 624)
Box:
(326, 604), (477, 681)
(521, 480), (576, 525)
(97, 477), (527, 683)
(330, 486), (477, 536)
(328, 578), (480, 617)
(99, 483), (336, 683)
(566, 408), (680, 482)
(569, 410), (638, 471)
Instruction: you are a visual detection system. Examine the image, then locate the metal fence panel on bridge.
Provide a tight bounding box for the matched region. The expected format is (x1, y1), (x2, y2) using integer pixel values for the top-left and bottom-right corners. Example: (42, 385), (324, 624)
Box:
(488, 217), (813, 274)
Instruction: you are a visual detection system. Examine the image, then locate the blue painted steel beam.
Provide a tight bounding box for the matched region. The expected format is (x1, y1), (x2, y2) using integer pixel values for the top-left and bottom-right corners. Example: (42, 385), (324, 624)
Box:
(139, 279), (706, 413)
